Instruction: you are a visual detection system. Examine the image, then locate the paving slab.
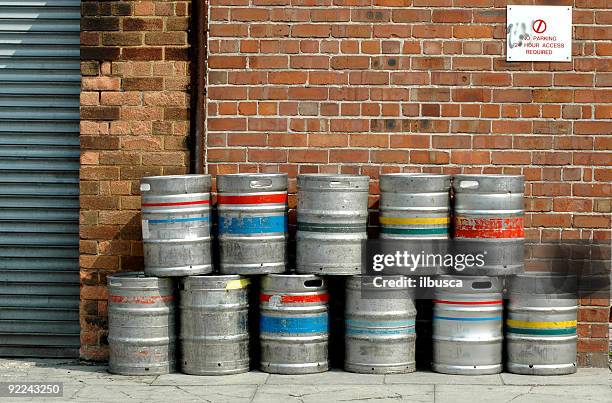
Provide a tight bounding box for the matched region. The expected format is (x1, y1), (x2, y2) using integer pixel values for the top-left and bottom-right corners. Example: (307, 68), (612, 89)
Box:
(70, 384), (257, 403)
(501, 368), (612, 386)
(153, 371), (269, 386)
(526, 385), (612, 403)
(385, 370), (503, 385)
(253, 384), (434, 403)
(266, 369), (384, 385)
(435, 385), (532, 403)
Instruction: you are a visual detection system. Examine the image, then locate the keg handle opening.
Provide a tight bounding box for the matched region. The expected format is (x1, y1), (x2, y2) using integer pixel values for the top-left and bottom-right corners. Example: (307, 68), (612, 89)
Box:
(459, 180), (479, 190)
(304, 279), (323, 288)
(329, 181), (350, 188)
(109, 280), (122, 287)
(471, 281), (493, 290)
(250, 179), (273, 188)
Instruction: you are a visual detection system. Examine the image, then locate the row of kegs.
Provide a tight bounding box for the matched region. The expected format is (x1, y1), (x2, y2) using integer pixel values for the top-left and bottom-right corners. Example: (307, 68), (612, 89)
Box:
(140, 173), (524, 277)
(107, 272), (577, 376)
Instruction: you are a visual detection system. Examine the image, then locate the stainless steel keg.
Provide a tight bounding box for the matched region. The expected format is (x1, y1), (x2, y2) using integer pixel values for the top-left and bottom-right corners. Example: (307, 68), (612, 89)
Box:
(216, 174), (288, 275)
(345, 276), (416, 374)
(452, 175), (524, 276)
(296, 174), (369, 275)
(180, 275), (250, 375)
(140, 174), (212, 277)
(507, 272), (578, 375)
(108, 272), (176, 375)
(380, 173), (451, 239)
(260, 274), (329, 374)
(433, 275), (503, 375)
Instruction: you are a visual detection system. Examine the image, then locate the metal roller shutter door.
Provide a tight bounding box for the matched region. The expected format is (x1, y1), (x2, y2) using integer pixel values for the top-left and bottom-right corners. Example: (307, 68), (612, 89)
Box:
(0, 0), (80, 357)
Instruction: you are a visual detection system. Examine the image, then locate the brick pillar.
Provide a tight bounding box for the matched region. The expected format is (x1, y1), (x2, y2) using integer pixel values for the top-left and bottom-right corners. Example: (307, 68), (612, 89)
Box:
(80, 0), (192, 361)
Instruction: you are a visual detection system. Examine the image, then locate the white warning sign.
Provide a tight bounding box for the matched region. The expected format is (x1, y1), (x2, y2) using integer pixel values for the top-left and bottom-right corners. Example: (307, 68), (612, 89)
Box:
(506, 6), (572, 62)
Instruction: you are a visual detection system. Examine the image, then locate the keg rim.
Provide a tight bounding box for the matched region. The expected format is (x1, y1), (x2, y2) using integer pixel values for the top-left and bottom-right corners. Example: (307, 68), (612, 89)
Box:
(141, 174), (212, 180)
(514, 271), (577, 278)
(452, 174), (524, 180)
(108, 271), (147, 279)
(265, 274), (323, 280)
(380, 173), (451, 179)
(182, 274), (243, 280)
(297, 173), (370, 180)
(216, 173), (288, 178)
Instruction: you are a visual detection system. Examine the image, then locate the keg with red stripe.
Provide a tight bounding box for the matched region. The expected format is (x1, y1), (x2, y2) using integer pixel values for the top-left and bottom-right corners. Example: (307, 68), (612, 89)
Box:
(260, 274), (329, 374)
(108, 272), (176, 375)
(433, 276), (503, 375)
(216, 174), (288, 275)
(453, 175), (524, 275)
(140, 174), (212, 277)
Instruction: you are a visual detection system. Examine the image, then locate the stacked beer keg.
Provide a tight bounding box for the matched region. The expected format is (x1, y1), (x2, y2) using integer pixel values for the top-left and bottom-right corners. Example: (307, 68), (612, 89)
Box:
(107, 172), (578, 377)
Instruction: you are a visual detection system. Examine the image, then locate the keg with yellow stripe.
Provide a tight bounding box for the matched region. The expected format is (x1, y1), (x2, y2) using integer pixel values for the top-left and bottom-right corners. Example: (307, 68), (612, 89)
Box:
(379, 173), (451, 240)
(507, 272), (578, 375)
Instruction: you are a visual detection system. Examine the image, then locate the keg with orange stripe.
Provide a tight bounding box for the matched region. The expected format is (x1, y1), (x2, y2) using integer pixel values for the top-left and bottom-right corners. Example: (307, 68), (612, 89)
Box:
(260, 274), (329, 374)
(432, 276), (503, 375)
(140, 175), (212, 277)
(216, 174), (288, 275)
(453, 175), (524, 275)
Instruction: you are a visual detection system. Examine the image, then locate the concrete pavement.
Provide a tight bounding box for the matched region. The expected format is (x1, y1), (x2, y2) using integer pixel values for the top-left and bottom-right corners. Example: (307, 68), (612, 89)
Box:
(0, 359), (610, 402)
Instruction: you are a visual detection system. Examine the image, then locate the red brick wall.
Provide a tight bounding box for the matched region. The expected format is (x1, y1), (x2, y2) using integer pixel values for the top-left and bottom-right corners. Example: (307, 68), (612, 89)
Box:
(80, 0), (191, 360)
(206, 1), (611, 366)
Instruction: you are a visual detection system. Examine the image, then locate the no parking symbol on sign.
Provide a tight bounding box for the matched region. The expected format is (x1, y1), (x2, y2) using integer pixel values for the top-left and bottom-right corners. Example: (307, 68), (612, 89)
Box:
(506, 6), (572, 62)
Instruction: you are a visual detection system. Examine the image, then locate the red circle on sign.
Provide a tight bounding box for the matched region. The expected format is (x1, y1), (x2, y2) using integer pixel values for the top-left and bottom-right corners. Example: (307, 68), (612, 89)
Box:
(533, 19), (547, 34)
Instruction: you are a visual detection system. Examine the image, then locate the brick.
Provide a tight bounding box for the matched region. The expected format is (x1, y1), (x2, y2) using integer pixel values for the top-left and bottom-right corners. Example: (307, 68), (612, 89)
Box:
(81, 106), (120, 121)
(81, 46), (121, 60)
(331, 56), (370, 70)
(121, 47), (163, 61)
(122, 77), (164, 91)
(329, 149), (369, 163)
(81, 17), (119, 31)
(81, 77), (120, 91)
(454, 26), (493, 38)
(123, 17), (163, 31)
(102, 32), (142, 46)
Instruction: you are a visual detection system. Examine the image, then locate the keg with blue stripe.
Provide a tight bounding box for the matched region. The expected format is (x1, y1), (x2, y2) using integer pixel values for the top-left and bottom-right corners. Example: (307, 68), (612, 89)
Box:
(507, 272), (578, 375)
(260, 274), (329, 374)
(433, 276), (503, 375)
(345, 276), (416, 374)
(379, 173), (451, 239)
(140, 175), (212, 277)
(296, 174), (369, 275)
(180, 275), (250, 375)
(216, 174), (288, 275)
(108, 273), (176, 375)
